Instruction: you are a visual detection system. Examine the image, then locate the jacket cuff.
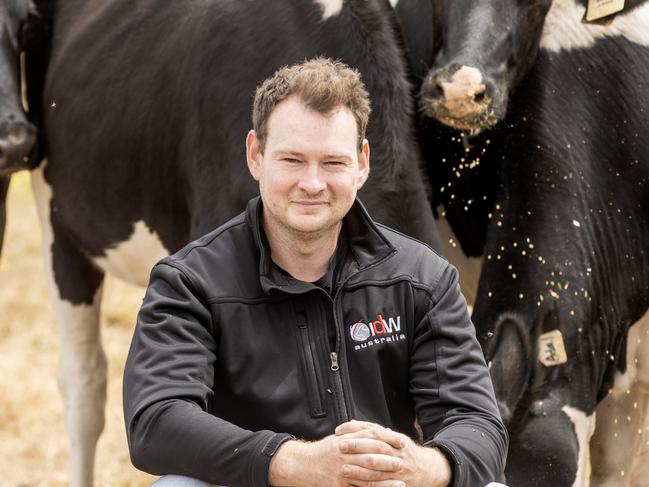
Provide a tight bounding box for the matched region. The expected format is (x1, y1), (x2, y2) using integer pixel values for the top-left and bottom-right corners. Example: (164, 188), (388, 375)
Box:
(249, 432), (295, 487)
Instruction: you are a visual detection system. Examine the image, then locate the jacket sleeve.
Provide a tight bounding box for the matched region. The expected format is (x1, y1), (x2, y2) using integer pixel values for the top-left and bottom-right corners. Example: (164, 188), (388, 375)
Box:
(123, 260), (292, 487)
(410, 263), (508, 487)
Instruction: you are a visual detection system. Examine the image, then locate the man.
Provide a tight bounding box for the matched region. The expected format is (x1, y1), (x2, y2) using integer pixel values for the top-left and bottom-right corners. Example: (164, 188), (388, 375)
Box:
(123, 58), (508, 487)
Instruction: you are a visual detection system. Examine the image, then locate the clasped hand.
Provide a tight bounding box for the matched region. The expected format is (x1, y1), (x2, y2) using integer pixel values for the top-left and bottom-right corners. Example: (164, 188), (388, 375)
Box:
(269, 419), (451, 487)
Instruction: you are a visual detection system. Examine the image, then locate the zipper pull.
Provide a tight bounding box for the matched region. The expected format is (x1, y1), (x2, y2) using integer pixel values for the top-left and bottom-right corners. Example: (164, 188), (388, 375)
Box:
(330, 352), (340, 371)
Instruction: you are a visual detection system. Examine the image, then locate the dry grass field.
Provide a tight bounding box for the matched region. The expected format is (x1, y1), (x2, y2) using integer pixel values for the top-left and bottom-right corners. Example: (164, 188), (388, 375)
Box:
(0, 171), (155, 486)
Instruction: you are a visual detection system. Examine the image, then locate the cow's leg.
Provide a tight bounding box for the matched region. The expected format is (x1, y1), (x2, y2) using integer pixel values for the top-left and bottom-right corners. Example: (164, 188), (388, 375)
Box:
(436, 212), (483, 307)
(32, 165), (107, 487)
(54, 279), (106, 487)
(590, 309), (649, 487)
(629, 308), (649, 487)
(0, 175), (10, 254)
(629, 392), (649, 487)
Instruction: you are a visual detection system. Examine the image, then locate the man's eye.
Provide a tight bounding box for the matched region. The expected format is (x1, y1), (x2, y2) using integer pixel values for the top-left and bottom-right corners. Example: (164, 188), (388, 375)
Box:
(325, 160), (343, 166)
(284, 158), (300, 163)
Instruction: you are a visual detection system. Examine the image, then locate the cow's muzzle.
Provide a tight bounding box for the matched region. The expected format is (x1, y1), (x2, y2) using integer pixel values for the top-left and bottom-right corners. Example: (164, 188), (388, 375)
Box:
(0, 121), (37, 175)
(419, 64), (504, 132)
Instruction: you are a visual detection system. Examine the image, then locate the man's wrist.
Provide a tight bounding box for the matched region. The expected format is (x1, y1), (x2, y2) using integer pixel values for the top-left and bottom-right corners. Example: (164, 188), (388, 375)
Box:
(268, 439), (304, 486)
(430, 447), (453, 487)
(425, 446), (452, 487)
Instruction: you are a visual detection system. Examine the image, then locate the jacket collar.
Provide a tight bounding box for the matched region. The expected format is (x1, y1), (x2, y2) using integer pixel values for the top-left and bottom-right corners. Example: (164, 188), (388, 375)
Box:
(245, 196), (396, 294)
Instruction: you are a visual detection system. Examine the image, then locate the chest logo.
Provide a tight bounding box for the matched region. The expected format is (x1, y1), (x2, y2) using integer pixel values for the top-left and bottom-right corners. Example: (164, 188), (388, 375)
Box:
(350, 313), (406, 350)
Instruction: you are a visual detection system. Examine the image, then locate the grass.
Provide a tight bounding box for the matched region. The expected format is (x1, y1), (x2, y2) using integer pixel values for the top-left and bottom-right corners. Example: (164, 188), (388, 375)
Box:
(0, 171), (155, 486)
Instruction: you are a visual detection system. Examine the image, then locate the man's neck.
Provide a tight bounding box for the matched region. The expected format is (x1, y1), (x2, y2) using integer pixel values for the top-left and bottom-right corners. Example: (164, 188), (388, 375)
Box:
(263, 219), (341, 283)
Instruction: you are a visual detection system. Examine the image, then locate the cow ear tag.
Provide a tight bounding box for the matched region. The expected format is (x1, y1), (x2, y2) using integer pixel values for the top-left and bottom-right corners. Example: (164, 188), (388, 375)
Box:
(585, 0), (625, 22)
(538, 330), (568, 367)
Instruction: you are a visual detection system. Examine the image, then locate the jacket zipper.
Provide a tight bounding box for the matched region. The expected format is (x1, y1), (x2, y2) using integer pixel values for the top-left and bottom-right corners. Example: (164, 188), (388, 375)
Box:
(312, 290), (349, 424)
(329, 250), (398, 424)
(330, 352), (339, 371)
(329, 350), (348, 423)
(330, 283), (353, 424)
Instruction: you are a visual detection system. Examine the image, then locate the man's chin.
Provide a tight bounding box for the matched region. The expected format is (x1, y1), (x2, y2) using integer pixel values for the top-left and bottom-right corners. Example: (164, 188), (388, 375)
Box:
(286, 215), (337, 236)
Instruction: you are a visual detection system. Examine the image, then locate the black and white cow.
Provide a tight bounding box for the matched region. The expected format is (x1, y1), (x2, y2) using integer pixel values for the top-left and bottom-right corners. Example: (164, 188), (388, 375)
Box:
(0, 0), (39, 251)
(417, 1), (649, 485)
(28, 0), (440, 484)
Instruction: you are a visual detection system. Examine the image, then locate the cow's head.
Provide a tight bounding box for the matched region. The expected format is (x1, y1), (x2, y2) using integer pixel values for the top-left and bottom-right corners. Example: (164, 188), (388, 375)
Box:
(419, 0), (552, 131)
(0, 0), (37, 176)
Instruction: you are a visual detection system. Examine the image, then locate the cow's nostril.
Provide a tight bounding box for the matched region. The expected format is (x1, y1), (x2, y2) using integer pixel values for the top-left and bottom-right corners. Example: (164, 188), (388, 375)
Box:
(432, 83), (444, 98)
(423, 77), (444, 100)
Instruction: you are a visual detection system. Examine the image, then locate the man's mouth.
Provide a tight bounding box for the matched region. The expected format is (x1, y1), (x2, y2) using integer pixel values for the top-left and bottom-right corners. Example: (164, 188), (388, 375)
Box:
(293, 200), (327, 206)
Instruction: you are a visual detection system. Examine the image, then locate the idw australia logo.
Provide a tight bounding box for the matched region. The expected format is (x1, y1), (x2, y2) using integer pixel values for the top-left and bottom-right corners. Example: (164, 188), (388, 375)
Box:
(350, 313), (406, 351)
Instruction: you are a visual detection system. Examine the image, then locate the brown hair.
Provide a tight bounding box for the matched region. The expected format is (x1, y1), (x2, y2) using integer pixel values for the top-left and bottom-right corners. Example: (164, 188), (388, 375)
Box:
(252, 57), (371, 151)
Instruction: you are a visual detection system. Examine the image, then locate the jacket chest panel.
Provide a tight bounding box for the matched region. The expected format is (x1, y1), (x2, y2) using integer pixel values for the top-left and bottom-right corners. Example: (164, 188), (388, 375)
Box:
(208, 298), (337, 436)
(340, 282), (415, 359)
(210, 299), (308, 389)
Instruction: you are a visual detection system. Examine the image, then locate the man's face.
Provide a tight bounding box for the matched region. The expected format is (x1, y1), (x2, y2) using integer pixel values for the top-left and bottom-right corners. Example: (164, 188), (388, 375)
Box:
(247, 96), (369, 240)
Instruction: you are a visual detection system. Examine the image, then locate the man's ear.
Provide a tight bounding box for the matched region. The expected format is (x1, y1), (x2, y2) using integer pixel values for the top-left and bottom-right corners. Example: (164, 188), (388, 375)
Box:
(246, 130), (262, 181)
(357, 138), (370, 188)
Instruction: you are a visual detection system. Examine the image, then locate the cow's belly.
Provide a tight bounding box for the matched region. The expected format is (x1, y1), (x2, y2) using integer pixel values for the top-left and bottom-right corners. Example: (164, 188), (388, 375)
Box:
(91, 220), (169, 286)
(31, 162), (169, 288)
(590, 308), (649, 487)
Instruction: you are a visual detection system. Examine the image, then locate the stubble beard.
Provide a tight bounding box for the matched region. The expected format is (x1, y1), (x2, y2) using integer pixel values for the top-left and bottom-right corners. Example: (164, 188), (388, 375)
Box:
(265, 204), (342, 252)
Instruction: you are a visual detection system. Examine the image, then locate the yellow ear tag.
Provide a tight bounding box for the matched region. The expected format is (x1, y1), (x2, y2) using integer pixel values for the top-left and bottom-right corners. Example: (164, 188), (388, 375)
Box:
(538, 329), (568, 367)
(586, 0), (625, 22)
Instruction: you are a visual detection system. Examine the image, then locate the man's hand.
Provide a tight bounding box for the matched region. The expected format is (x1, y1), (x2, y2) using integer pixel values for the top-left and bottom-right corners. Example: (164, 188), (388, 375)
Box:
(268, 420), (452, 487)
(334, 420), (452, 487)
(268, 426), (405, 487)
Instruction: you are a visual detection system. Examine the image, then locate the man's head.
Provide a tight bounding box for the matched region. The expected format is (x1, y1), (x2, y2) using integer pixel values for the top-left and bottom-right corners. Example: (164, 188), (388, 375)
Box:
(252, 57), (371, 152)
(246, 58), (371, 241)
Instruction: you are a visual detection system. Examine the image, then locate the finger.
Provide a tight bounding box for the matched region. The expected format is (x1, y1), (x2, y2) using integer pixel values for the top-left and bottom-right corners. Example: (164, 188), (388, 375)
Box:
(336, 420), (383, 435)
(341, 463), (405, 484)
(342, 453), (403, 473)
(339, 438), (400, 456)
(338, 427), (407, 449)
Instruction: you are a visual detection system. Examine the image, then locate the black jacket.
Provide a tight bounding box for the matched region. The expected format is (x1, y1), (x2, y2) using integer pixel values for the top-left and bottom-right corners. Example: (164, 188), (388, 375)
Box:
(123, 197), (508, 487)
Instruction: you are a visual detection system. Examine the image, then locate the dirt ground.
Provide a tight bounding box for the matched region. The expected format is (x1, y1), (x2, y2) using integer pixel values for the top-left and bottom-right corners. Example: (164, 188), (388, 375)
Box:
(0, 171), (155, 486)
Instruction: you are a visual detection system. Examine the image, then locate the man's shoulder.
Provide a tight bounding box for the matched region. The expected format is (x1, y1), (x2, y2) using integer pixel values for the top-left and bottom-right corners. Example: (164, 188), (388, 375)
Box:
(155, 211), (261, 295)
(376, 222), (446, 265)
(169, 212), (250, 263)
(372, 223), (452, 290)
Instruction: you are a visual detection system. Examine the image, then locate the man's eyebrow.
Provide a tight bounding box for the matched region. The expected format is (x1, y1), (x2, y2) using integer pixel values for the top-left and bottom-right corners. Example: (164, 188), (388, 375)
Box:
(272, 150), (352, 162)
(322, 153), (352, 162)
(272, 150), (304, 158)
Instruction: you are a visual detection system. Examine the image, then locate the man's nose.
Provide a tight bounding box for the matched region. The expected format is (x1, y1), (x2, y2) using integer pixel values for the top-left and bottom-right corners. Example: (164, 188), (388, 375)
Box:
(297, 164), (326, 193)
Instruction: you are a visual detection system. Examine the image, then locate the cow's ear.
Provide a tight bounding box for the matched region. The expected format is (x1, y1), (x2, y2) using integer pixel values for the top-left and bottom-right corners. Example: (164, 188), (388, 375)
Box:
(246, 130), (262, 181)
(488, 313), (532, 426)
(357, 138), (370, 188)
